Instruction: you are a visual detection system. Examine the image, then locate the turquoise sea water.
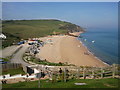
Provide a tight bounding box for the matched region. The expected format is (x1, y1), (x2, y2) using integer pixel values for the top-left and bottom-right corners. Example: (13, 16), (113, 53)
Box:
(78, 29), (118, 65)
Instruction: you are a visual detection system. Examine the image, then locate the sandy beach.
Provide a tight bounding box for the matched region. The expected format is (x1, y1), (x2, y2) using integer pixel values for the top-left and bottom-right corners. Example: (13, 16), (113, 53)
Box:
(36, 32), (108, 67)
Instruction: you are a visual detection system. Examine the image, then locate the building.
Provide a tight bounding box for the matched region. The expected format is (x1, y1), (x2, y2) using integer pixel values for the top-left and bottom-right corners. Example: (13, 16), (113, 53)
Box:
(0, 33), (6, 39)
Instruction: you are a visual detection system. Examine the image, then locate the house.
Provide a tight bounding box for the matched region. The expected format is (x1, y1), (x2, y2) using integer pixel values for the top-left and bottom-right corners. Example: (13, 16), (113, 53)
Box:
(0, 33), (6, 39)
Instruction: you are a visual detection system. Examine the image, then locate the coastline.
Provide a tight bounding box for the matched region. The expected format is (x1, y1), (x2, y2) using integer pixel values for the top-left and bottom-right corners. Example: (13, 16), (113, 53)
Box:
(77, 34), (109, 67)
(36, 32), (109, 67)
(68, 32), (109, 67)
(74, 32), (109, 67)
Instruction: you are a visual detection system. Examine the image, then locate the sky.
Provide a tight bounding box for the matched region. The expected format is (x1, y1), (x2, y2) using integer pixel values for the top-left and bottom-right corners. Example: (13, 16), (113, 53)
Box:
(1, 0), (120, 2)
(2, 2), (118, 29)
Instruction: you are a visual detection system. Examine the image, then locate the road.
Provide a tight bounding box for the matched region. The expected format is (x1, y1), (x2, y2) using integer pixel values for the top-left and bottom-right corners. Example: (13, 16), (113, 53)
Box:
(0, 45), (21, 58)
(1, 44), (53, 72)
(11, 44), (31, 66)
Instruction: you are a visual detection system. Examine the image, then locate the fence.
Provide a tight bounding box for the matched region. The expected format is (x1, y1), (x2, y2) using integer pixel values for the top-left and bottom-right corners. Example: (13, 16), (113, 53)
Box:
(0, 64), (119, 84)
(2, 63), (22, 71)
(45, 64), (120, 82)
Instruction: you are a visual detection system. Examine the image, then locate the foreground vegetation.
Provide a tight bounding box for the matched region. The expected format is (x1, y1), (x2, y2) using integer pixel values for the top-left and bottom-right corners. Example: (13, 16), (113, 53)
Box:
(0, 58), (9, 62)
(2, 67), (26, 76)
(23, 54), (75, 66)
(3, 78), (119, 88)
(2, 19), (84, 48)
(2, 32), (20, 48)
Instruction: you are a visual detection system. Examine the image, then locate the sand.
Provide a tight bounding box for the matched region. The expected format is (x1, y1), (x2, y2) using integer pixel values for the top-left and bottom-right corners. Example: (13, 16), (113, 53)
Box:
(36, 33), (108, 67)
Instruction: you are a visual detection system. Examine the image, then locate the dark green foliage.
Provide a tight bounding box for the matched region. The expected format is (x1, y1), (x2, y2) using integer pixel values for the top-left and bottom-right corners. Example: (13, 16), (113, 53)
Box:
(24, 55), (68, 66)
(2, 32), (20, 48)
(59, 23), (84, 33)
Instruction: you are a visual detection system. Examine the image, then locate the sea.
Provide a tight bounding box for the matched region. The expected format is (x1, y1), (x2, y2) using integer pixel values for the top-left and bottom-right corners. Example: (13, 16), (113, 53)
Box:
(78, 28), (118, 65)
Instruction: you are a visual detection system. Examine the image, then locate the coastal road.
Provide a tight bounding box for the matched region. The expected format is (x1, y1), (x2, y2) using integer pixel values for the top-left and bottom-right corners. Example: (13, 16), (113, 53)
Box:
(10, 44), (31, 66)
(0, 45), (21, 58)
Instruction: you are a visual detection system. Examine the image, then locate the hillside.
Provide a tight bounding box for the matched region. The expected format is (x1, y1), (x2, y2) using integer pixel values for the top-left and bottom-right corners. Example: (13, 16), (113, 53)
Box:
(2, 19), (84, 48)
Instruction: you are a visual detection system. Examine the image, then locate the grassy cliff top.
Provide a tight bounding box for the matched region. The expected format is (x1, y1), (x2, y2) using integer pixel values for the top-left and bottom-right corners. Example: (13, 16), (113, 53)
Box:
(2, 19), (84, 39)
(2, 19), (84, 48)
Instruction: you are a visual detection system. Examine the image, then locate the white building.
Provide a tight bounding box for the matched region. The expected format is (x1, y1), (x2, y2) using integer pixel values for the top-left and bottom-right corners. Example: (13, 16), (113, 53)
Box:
(0, 33), (6, 39)
(28, 40), (38, 44)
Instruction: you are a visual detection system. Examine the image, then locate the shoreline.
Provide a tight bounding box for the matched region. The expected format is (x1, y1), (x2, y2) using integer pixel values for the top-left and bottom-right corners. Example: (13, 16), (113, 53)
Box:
(71, 32), (109, 67)
(36, 32), (109, 67)
(78, 32), (110, 66)
(77, 36), (109, 67)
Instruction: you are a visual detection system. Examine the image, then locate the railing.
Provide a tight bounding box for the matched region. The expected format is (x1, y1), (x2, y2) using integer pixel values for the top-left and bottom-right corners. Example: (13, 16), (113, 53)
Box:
(2, 63), (22, 71)
(45, 64), (120, 82)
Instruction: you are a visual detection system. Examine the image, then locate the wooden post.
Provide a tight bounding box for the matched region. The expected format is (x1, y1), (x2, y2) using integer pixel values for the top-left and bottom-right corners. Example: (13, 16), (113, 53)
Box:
(77, 67), (80, 79)
(83, 67), (86, 79)
(38, 78), (40, 88)
(112, 64), (115, 78)
(26, 74), (29, 82)
(92, 69), (95, 79)
(51, 72), (53, 82)
(36, 72), (41, 88)
(64, 68), (66, 82)
(101, 68), (104, 78)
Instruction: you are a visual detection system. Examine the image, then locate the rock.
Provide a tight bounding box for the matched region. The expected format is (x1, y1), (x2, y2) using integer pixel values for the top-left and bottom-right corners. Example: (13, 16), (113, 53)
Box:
(74, 83), (87, 85)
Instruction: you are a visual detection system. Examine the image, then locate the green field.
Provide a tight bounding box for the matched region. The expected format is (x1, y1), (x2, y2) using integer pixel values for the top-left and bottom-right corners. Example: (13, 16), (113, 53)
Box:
(2, 67), (26, 76)
(2, 78), (119, 88)
(2, 20), (68, 39)
(2, 19), (84, 48)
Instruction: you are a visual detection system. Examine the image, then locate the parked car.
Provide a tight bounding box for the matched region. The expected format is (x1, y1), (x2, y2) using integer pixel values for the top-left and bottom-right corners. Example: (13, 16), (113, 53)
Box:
(17, 41), (25, 45)
(0, 59), (8, 64)
(28, 42), (34, 45)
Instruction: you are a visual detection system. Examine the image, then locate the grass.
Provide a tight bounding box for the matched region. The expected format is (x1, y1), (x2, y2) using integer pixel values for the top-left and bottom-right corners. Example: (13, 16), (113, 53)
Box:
(2, 19), (84, 48)
(2, 78), (119, 88)
(23, 54), (74, 66)
(2, 20), (67, 48)
(2, 20), (69, 39)
(0, 58), (9, 62)
(2, 67), (26, 76)
(37, 61), (66, 66)
(30, 57), (68, 66)
(2, 32), (20, 48)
